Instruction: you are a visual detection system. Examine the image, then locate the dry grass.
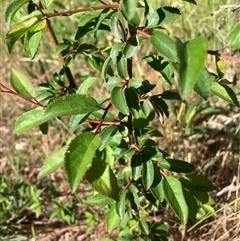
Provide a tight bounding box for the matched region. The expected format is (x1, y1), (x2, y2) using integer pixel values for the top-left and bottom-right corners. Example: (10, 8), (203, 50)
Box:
(1, 0), (240, 240)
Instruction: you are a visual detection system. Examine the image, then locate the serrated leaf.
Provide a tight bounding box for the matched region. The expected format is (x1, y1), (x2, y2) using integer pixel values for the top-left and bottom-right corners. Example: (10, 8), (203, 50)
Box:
(111, 86), (129, 115)
(10, 68), (35, 98)
(227, 22), (240, 49)
(99, 126), (118, 151)
(177, 37), (207, 99)
(125, 87), (140, 118)
(38, 146), (67, 178)
(5, 0), (29, 28)
(65, 133), (101, 192)
(117, 53), (128, 79)
(123, 35), (139, 58)
(44, 94), (99, 119)
(159, 159), (195, 173)
(86, 193), (114, 208)
(150, 30), (178, 62)
(142, 160), (154, 189)
(86, 158), (119, 200)
(94, 8), (113, 32)
(107, 203), (120, 232)
(163, 176), (188, 224)
(180, 175), (217, 192)
(77, 77), (98, 95)
(14, 108), (48, 133)
(110, 11), (122, 39)
(210, 82), (239, 107)
(6, 16), (39, 53)
(194, 67), (216, 100)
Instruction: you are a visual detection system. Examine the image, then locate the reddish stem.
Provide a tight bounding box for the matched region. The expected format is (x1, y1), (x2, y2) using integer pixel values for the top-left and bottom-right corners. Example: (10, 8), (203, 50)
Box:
(0, 83), (46, 108)
(41, 4), (119, 20)
(208, 50), (240, 64)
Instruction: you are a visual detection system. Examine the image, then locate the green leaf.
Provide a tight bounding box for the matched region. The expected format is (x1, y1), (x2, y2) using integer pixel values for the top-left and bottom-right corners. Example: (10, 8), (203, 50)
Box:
(94, 8), (113, 32)
(69, 113), (89, 133)
(150, 30), (178, 62)
(180, 175), (217, 192)
(131, 153), (142, 181)
(128, 188), (140, 211)
(177, 37), (207, 99)
(227, 22), (240, 49)
(120, 0), (138, 21)
(86, 158), (119, 200)
(159, 159), (195, 173)
(111, 87), (129, 115)
(88, 55), (104, 72)
(117, 53), (128, 79)
(110, 11), (122, 39)
(125, 87), (140, 119)
(14, 108), (48, 133)
(86, 193), (114, 208)
(128, 78), (142, 89)
(163, 176), (188, 224)
(10, 68), (35, 98)
(210, 82), (239, 107)
(190, 191), (209, 204)
(78, 12), (99, 27)
(150, 163), (164, 202)
(123, 35), (139, 58)
(110, 43), (123, 64)
(44, 94), (99, 119)
(146, 6), (180, 28)
(184, 190), (198, 222)
(38, 146), (67, 178)
(182, 0), (197, 4)
(65, 133), (101, 192)
(77, 77), (98, 95)
(116, 190), (127, 219)
(150, 96), (169, 118)
(99, 126), (118, 151)
(6, 16), (40, 53)
(43, 0), (54, 7)
(139, 220), (150, 235)
(24, 30), (42, 59)
(107, 203), (120, 232)
(194, 67), (216, 100)
(143, 55), (174, 85)
(101, 56), (112, 82)
(5, 0), (29, 28)
(142, 160), (154, 189)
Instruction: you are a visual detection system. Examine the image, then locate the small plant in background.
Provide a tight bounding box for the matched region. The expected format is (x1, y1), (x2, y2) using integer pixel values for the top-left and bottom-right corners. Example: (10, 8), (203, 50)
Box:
(0, 0), (239, 240)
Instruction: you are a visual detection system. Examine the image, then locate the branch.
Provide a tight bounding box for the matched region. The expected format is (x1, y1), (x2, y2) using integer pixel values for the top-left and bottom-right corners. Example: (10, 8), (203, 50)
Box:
(38, 2), (77, 89)
(0, 83), (46, 108)
(41, 4), (119, 20)
(208, 50), (240, 64)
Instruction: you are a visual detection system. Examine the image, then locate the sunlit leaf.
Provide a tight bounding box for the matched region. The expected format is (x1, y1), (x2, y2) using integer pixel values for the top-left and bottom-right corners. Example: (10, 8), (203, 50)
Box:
(227, 22), (240, 49)
(65, 133), (101, 192)
(86, 158), (119, 200)
(150, 30), (178, 62)
(38, 146), (67, 178)
(210, 82), (239, 107)
(10, 68), (35, 98)
(107, 203), (120, 232)
(14, 108), (48, 133)
(44, 94), (99, 119)
(159, 159), (195, 173)
(177, 37), (207, 99)
(111, 87), (129, 115)
(163, 176), (188, 224)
